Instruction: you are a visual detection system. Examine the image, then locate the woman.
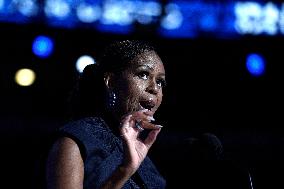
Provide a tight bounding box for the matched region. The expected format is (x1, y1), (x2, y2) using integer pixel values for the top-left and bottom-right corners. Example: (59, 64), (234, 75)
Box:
(46, 40), (167, 189)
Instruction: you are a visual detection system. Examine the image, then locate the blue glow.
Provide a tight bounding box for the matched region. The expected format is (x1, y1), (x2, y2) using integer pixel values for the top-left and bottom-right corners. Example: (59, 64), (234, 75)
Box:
(96, 23), (133, 34)
(159, 2), (197, 38)
(234, 2), (280, 35)
(15, 0), (39, 17)
(159, 1), (237, 38)
(1, 0), (284, 38)
(200, 13), (217, 31)
(136, 1), (161, 17)
(32, 36), (54, 58)
(262, 3), (279, 35)
(100, 1), (134, 26)
(161, 3), (183, 30)
(136, 15), (153, 24)
(0, 0), (35, 23)
(246, 53), (265, 76)
(199, 3), (220, 32)
(100, 0), (161, 26)
(0, 0), (4, 11)
(280, 4), (284, 34)
(76, 3), (101, 23)
(44, 0), (77, 28)
(44, 0), (71, 19)
(219, 2), (238, 39)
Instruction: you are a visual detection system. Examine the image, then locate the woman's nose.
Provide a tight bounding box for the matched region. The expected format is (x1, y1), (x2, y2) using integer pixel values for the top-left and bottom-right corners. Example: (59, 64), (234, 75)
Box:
(146, 80), (159, 95)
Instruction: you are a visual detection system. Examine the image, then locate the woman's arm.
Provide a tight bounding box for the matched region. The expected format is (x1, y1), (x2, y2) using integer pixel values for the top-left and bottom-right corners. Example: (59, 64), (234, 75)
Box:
(46, 137), (134, 189)
(46, 137), (84, 189)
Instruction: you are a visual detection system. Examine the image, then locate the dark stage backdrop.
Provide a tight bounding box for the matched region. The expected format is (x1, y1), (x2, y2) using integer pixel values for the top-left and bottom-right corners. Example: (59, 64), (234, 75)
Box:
(1, 23), (284, 188)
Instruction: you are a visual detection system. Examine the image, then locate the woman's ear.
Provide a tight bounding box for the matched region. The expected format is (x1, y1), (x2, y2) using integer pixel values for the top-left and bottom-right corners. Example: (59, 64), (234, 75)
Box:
(103, 72), (114, 91)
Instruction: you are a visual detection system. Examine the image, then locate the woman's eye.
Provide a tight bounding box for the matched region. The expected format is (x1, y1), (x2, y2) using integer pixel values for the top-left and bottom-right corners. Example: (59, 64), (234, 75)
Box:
(157, 79), (167, 88)
(138, 71), (149, 80)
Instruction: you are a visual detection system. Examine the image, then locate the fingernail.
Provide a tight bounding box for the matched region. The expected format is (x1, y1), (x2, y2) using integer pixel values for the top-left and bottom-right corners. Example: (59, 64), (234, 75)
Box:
(141, 109), (149, 112)
(147, 116), (155, 121)
(155, 125), (163, 128)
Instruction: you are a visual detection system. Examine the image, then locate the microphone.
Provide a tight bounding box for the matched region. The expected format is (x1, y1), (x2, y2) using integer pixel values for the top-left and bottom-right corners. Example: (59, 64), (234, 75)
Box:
(165, 132), (255, 189)
(199, 133), (254, 188)
(183, 132), (224, 160)
(199, 133), (224, 160)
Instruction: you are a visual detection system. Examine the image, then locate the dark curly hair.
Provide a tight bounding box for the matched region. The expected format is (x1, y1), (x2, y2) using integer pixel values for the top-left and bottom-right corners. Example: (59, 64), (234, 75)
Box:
(68, 40), (157, 119)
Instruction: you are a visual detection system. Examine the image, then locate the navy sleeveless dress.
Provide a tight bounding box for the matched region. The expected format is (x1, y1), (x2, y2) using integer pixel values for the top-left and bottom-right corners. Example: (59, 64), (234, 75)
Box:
(59, 117), (166, 189)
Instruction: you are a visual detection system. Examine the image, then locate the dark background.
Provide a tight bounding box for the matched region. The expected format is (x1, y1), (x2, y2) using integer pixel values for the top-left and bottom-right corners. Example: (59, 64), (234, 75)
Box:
(1, 22), (284, 188)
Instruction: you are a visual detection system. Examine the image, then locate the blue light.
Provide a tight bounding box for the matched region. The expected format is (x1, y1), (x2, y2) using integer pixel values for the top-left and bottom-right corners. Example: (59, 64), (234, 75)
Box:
(32, 35), (54, 58)
(200, 13), (217, 31)
(100, 1), (134, 26)
(76, 3), (101, 23)
(44, 0), (71, 19)
(161, 3), (183, 30)
(0, 0), (4, 11)
(1, 0), (283, 38)
(234, 2), (280, 35)
(15, 0), (39, 17)
(246, 53), (265, 76)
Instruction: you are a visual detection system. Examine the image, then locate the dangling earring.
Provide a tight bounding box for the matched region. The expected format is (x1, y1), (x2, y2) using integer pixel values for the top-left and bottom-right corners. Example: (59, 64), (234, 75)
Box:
(108, 91), (117, 108)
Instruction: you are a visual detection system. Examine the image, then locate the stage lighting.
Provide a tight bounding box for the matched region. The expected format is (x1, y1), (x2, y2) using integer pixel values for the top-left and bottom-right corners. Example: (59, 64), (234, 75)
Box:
(32, 35), (54, 58)
(246, 53), (265, 77)
(44, 0), (71, 19)
(76, 3), (101, 23)
(136, 1), (161, 24)
(161, 3), (183, 30)
(0, 0), (3, 10)
(101, 1), (133, 26)
(14, 0), (39, 17)
(15, 68), (36, 87)
(76, 55), (95, 73)
(234, 2), (279, 35)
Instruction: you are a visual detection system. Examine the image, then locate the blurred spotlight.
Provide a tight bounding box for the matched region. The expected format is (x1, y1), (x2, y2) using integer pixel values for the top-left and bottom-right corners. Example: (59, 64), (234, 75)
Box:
(280, 4), (284, 34)
(15, 68), (36, 86)
(246, 53), (265, 77)
(76, 3), (101, 23)
(32, 35), (54, 58)
(101, 1), (134, 25)
(200, 11), (217, 31)
(161, 3), (183, 30)
(262, 2), (279, 35)
(13, 0), (39, 17)
(234, 2), (279, 35)
(136, 1), (161, 24)
(44, 0), (71, 19)
(0, 0), (5, 10)
(76, 55), (95, 73)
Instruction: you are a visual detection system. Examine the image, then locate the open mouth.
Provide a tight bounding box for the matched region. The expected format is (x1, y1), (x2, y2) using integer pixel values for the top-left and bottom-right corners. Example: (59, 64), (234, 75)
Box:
(139, 100), (155, 111)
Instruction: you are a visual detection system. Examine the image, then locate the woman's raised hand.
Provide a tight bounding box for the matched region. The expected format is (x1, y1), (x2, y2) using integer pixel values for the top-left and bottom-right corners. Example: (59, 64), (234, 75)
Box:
(119, 110), (162, 174)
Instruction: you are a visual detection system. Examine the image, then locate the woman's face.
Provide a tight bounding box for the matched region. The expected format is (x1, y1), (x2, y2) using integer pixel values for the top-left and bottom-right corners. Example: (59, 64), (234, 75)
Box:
(113, 51), (166, 118)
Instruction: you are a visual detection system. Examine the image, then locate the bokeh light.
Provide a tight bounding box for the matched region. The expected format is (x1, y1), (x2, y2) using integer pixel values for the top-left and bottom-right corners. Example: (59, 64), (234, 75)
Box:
(76, 55), (95, 73)
(246, 53), (265, 76)
(32, 35), (54, 58)
(15, 68), (36, 86)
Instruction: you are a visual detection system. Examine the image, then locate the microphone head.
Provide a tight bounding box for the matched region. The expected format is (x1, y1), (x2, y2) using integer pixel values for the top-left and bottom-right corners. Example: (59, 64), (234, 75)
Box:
(183, 132), (224, 160)
(199, 133), (224, 160)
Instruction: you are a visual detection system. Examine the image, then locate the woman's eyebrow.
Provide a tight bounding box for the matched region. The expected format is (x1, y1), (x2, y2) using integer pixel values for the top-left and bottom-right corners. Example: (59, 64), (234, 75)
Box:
(136, 64), (153, 70)
(136, 64), (165, 76)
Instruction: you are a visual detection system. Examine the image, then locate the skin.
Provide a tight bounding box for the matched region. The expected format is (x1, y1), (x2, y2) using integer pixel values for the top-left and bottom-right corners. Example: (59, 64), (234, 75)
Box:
(46, 50), (166, 189)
